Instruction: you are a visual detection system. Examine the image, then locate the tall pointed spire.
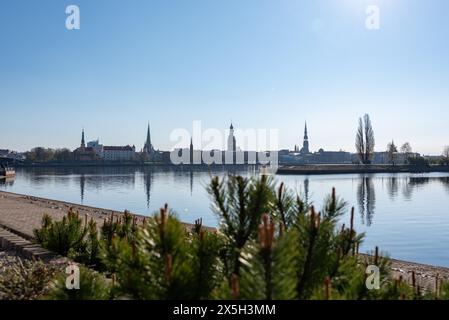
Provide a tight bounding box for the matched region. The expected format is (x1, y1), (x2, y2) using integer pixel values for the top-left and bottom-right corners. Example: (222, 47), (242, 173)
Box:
(144, 123), (153, 154)
(300, 121), (310, 155)
(304, 122), (308, 140)
(146, 123), (151, 147)
(81, 128), (85, 148)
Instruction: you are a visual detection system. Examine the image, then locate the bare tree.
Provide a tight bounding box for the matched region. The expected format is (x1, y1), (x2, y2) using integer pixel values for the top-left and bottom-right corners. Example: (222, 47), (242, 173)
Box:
(400, 142), (412, 155)
(355, 114), (375, 164)
(400, 142), (412, 163)
(387, 140), (398, 165)
(443, 146), (449, 165)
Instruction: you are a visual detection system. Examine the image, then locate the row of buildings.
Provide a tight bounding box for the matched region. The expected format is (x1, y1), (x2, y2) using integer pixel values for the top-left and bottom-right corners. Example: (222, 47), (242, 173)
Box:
(2, 122), (421, 164)
(73, 123), (247, 164)
(279, 123), (420, 165)
(74, 129), (142, 161)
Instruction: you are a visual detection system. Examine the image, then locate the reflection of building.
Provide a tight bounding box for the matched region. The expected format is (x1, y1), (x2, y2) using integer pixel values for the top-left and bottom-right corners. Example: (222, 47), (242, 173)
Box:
(80, 174), (85, 203)
(143, 169), (153, 208)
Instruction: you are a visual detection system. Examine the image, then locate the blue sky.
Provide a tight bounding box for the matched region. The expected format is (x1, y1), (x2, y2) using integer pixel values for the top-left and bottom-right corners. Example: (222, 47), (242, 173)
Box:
(1, 0), (448, 154)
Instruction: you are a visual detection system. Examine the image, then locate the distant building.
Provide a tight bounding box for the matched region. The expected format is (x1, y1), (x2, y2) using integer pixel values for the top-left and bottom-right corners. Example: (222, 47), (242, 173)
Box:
(312, 149), (352, 164)
(227, 123), (236, 152)
(0, 149), (25, 162)
(143, 124), (154, 156)
(73, 130), (97, 161)
(299, 122), (311, 155)
(103, 146), (136, 161)
(87, 139), (104, 157)
(370, 151), (421, 165)
(74, 129), (136, 162)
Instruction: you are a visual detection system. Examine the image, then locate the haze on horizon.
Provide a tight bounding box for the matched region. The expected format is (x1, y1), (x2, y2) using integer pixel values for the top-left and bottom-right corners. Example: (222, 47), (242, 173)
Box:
(1, 0), (448, 155)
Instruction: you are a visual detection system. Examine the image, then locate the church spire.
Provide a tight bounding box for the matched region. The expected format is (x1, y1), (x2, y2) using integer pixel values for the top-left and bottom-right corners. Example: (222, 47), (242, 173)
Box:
(81, 128), (85, 148)
(300, 121), (310, 155)
(304, 122), (308, 140)
(144, 123), (153, 154)
(146, 123), (151, 146)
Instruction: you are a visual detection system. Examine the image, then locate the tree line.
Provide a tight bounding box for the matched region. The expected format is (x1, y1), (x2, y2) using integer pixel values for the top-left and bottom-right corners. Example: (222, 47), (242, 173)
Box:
(25, 147), (74, 162)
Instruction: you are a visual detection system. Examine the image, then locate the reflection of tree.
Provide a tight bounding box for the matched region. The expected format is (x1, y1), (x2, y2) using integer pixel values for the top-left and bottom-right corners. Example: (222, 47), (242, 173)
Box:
(386, 176), (399, 200)
(357, 175), (376, 226)
(440, 177), (449, 194)
(402, 177), (413, 201)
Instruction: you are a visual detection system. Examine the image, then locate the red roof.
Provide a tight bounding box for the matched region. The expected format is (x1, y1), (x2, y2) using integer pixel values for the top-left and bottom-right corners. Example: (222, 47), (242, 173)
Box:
(103, 146), (134, 151)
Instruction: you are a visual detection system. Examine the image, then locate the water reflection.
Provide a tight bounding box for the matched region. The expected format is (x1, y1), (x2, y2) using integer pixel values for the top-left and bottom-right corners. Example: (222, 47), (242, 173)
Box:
(143, 168), (153, 208)
(4, 167), (449, 226)
(80, 174), (85, 203)
(357, 175), (376, 226)
(0, 177), (15, 187)
(303, 177), (310, 206)
(386, 176), (399, 200)
(406, 176), (449, 195)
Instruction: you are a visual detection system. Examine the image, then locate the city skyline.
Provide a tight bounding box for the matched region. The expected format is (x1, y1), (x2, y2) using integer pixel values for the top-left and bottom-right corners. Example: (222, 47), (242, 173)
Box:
(1, 0), (449, 154)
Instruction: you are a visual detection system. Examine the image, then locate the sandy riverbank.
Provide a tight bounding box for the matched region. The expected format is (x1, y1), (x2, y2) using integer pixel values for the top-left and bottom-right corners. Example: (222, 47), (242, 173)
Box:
(1, 190), (449, 292)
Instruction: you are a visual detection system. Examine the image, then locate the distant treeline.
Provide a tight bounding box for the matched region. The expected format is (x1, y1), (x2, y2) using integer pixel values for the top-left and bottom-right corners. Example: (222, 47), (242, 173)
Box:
(24, 147), (74, 162)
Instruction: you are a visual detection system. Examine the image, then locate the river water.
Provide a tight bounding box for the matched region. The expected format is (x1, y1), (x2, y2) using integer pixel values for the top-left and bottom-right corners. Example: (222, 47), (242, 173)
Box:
(1, 166), (449, 267)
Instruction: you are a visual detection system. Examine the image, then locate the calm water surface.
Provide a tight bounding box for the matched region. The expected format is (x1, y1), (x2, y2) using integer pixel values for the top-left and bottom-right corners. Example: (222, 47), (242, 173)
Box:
(2, 166), (449, 267)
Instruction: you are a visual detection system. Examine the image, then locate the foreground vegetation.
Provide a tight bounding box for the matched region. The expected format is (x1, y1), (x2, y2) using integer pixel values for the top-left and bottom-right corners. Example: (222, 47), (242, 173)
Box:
(1, 174), (449, 300)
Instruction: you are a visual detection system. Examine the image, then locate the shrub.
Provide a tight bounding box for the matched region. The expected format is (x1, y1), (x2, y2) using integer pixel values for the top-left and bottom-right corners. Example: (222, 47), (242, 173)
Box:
(0, 258), (58, 300)
(46, 265), (111, 300)
(34, 209), (88, 258)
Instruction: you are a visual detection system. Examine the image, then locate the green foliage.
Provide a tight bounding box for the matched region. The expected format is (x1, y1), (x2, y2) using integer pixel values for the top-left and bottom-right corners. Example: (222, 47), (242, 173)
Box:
(239, 215), (297, 300)
(108, 206), (221, 300)
(25, 147), (74, 163)
(34, 209), (88, 258)
(0, 258), (57, 300)
(207, 175), (275, 279)
(34, 209), (100, 266)
(46, 265), (111, 300)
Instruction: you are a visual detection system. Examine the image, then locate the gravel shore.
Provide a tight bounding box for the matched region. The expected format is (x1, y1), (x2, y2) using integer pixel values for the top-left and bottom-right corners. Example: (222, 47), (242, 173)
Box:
(0, 249), (23, 272)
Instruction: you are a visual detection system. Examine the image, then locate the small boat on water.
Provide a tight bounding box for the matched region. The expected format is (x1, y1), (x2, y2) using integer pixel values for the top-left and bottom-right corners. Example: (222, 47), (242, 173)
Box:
(0, 165), (15, 178)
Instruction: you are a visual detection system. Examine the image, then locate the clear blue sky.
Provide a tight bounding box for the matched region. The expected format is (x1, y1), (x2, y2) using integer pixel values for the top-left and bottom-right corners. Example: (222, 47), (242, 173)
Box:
(1, 0), (448, 155)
